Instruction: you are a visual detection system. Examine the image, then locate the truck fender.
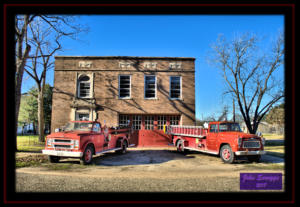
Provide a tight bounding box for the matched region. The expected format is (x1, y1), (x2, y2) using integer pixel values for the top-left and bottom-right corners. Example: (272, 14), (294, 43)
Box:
(219, 143), (230, 155)
(174, 137), (184, 147)
(116, 137), (128, 148)
(82, 141), (95, 155)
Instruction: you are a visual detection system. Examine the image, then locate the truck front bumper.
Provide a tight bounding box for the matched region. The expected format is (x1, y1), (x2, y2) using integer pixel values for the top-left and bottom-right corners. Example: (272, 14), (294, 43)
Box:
(235, 150), (266, 156)
(42, 150), (83, 158)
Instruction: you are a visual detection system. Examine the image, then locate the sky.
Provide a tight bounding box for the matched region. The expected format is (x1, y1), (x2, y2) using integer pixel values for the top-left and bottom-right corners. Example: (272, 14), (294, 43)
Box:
(21, 15), (284, 120)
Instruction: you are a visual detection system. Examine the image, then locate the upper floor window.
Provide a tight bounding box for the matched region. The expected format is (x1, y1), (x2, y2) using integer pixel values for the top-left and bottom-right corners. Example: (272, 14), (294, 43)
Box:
(119, 75), (131, 98)
(169, 62), (182, 69)
(170, 76), (181, 99)
(144, 62), (157, 69)
(144, 75), (156, 99)
(77, 75), (91, 98)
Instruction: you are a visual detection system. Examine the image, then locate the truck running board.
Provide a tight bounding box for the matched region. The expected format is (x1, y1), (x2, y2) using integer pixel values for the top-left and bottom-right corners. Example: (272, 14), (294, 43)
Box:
(184, 147), (219, 155)
(95, 144), (136, 155)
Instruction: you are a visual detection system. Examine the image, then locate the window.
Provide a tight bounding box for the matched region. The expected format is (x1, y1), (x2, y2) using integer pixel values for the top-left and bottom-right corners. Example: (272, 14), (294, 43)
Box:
(75, 113), (90, 121)
(145, 116), (154, 130)
(144, 76), (156, 99)
(157, 115), (167, 130)
(210, 124), (218, 133)
(119, 115), (130, 128)
(77, 75), (91, 98)
(170, 76), (181, 99)
(169, 62), (181, 69)
(169, 115), (180, 125)
(92, 123), (101, 132)
(119, 75), (131, 98)
(132, 115), (141, 130)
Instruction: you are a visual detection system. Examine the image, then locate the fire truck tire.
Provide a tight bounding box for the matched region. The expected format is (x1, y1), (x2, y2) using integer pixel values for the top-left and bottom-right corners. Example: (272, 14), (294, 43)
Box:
(220, 145), (235, 164)
(247, 155), (261, 163)
(117, 140), (127, 154)
(177, 140), (185, 153)
(48, 156), (60, 163)
(80, 145), (94, 165)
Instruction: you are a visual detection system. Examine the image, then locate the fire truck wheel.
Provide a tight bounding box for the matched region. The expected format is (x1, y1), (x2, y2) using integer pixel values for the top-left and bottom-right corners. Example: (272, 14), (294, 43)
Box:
(80, 145), (94, 165)
(177, 140), (185, 153)
(220, 145), (235, 164)
(247, 155), (261, 163)
(120, 141), (127, 154)
(48, 156), (60, 163)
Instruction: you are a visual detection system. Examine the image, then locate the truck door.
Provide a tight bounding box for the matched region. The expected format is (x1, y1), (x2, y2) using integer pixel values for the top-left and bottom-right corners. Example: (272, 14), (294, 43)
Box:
(207, 124), (218, 151)
(92, 123), (103, 152)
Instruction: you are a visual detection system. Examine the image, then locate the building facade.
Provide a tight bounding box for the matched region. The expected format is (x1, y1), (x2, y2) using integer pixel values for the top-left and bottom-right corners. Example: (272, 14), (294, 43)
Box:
(52, 56), (195, 146)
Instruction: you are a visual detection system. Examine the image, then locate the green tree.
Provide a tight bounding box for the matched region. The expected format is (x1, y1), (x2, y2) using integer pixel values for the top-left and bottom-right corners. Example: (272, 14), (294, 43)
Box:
(264, 103), (284, 125)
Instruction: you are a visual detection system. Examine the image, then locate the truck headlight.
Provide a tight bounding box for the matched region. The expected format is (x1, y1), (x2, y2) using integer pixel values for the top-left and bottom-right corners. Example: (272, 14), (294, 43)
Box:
(238, 137), (242, 148)
(74, 140), (79, 148)
(47, 138), (53, 147)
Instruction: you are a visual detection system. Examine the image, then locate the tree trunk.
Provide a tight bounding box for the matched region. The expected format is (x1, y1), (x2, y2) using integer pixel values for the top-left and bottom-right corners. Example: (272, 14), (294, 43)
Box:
(37, 90), (45, 142)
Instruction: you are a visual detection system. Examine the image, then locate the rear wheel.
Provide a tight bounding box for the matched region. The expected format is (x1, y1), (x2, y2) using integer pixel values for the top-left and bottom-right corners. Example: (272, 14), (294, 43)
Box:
(48, 156), (60, 163)
(177, 140), (185, 153)
(220, 145), (235, 164)
(80, 145), (94, 165)
(117, 140), (127, 154)
(247, 155), (261, 163)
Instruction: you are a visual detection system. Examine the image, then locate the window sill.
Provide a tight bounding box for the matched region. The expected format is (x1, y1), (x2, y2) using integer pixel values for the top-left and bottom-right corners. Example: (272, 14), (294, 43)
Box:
(144, 98), (158, 100)
(118, 97), (132, 100)
(169, 98), (183, 101)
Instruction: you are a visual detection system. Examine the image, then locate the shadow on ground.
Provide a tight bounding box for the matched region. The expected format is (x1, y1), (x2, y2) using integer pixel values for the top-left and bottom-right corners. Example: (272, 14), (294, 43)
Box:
(93, 149), (195, 166)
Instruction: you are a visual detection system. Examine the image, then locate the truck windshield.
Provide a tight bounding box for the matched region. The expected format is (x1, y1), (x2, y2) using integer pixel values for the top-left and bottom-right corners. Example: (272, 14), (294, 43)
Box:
(64, 122), (93, 132)
(219, 123), (242, 132)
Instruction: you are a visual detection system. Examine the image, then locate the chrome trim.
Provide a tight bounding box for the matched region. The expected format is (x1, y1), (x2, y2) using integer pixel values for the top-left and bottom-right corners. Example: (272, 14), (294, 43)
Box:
(235, 150), (266, 156)
(42, 150), (83, 157)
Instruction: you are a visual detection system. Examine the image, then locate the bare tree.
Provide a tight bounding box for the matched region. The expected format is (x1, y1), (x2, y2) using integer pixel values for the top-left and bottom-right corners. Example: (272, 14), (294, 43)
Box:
(209, 32), (284, 134)
(15, 15), (88, 144)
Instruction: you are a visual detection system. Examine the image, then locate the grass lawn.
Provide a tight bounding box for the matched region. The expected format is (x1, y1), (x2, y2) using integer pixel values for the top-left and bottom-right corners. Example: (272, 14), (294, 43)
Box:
(262, 133), (284, 140)
(264, 145), (285, 158)
(17, 135), (45, 152)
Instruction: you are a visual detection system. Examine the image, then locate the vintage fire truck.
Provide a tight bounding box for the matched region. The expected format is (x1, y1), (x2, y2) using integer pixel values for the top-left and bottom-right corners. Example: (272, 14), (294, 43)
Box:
(166, 121), (266, 163)
(42, 121), (133, 164)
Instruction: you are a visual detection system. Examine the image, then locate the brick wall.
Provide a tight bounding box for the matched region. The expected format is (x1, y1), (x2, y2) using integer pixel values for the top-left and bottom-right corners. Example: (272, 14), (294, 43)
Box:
(51, 56), (195, 131)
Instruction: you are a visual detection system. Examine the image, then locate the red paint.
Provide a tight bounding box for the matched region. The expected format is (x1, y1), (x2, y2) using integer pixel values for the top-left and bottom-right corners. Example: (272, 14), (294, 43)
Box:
(43, 121), (131, 163)
(170, 121), (265, 163)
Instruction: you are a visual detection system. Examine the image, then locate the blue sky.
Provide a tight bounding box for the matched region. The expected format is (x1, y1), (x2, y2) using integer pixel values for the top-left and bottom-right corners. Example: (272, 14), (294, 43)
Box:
(21, 15), (284, 119)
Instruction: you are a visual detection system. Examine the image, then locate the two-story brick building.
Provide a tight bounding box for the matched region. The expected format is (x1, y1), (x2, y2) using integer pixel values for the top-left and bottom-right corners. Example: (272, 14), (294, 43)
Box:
(52, 56), (195, 146)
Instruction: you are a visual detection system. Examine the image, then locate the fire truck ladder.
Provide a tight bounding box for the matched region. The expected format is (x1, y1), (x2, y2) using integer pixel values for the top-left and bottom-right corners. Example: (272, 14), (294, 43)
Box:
(167, 125), (206, 138)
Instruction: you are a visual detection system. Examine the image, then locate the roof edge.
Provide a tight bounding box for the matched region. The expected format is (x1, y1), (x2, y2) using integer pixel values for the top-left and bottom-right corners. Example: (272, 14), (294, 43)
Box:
(54, 56), (195, 60)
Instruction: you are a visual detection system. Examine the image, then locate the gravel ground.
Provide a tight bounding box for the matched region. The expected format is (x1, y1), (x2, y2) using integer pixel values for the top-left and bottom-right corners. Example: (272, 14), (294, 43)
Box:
(16, 147), (284, 192)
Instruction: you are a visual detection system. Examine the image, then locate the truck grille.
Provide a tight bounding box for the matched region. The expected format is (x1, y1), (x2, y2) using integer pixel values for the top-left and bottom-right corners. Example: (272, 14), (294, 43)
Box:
(54, 145), (71, 149)
(243, 141), (260, 148)
(54, 139), (71, 143)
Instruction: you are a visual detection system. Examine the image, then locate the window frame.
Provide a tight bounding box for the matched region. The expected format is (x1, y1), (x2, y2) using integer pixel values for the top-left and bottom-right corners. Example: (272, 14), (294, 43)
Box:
(169, 76), (182, 100)
(144, 75), (157, 99)
(77, 75), (91, 99)
(118, 75), (131, 99)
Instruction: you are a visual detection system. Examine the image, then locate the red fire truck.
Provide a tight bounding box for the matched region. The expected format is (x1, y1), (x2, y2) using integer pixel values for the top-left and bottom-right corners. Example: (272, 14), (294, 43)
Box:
(166, 121), (266, 163)
(42, 121), (134, 164)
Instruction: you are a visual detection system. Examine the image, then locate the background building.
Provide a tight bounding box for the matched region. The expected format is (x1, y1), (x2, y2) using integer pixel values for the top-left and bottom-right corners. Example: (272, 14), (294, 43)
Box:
(52, 56), (195, 146)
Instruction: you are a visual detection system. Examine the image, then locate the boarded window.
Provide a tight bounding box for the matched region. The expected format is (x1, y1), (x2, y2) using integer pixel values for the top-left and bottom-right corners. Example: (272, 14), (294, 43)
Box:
(119, 75), (131, 98)
(145, 115), (154, 130)
(145, 76), (156, 98)
(170, 76), (181, 99)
